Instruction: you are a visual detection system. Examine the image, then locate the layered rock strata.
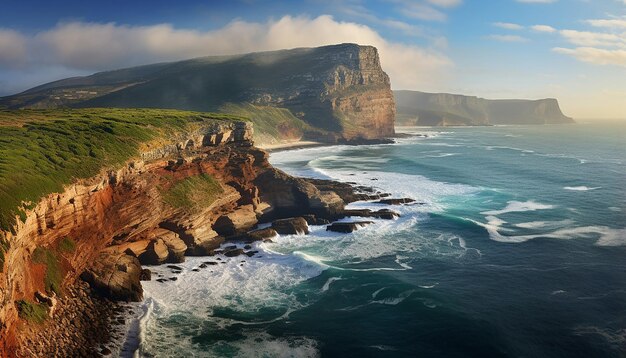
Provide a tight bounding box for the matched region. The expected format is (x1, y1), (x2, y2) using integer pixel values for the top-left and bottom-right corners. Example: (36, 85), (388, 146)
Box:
(0, 119), (403, 356)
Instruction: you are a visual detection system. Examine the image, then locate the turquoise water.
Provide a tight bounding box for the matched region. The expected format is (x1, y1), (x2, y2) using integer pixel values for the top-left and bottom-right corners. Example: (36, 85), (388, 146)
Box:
(136, 122), (626, 357)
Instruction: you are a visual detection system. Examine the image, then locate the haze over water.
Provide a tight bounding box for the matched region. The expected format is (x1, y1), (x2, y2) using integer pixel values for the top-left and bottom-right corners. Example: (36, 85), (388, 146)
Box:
(136, 122), (626, 357)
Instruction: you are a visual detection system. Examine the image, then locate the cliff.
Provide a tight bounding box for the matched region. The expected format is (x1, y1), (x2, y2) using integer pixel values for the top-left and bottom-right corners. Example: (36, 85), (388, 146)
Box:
(0, 44), (396, 143)
(0, 108), (396, 356)
(394, 90), (574, 126)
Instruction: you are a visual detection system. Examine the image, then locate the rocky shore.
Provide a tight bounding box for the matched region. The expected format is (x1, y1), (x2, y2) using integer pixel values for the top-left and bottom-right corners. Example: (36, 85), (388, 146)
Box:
(15, 281), (127, 357)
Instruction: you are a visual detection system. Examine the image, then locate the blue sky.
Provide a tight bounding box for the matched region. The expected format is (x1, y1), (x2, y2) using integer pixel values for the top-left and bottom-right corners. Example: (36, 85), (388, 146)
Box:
(1, 0), (625, 118)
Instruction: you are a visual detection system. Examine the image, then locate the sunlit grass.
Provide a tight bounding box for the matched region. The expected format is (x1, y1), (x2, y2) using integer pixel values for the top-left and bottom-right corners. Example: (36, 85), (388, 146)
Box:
(0, 108), (244, 232)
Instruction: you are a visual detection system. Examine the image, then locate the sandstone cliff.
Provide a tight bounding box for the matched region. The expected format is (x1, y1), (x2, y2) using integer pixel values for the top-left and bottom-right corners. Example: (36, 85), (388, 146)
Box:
(0, 44), (396, 143)
(0, 111), (370, 355)
(395, 90), (574, 126)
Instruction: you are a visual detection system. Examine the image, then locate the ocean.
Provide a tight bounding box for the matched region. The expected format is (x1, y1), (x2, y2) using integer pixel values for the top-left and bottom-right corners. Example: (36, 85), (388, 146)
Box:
(131, 122), (626, 357)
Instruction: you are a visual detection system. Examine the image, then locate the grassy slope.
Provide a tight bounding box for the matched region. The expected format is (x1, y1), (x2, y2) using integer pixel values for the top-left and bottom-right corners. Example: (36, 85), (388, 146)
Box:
(219, 103), (313, 144)
(0, 108), (244, 233)
(161, 174), (224, 214)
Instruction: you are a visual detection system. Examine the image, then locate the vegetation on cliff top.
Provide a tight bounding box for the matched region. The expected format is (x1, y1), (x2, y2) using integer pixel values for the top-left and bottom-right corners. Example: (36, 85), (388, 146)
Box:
(161, 174), (224, 214)
(0, 108), (244, 232)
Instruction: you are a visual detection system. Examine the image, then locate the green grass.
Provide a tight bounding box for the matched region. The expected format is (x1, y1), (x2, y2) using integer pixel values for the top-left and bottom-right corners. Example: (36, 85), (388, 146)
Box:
(0, 108), (244, 232)
(32, 247), (63, 295)
(58, 237), (76, 254)
(161, 174), (224, 214)
(219, 103), (311, 144)
(15, 299), (49, 324)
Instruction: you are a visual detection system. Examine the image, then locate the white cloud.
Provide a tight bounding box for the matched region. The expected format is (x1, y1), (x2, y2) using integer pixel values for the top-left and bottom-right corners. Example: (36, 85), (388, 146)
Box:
(531, 24), (557, 33)
(559, 29), (626, 48)
(548, 17), (626, 68)
(493, 22), (524, 30)
(0, 15), (452, 91)
(487, 34), (529, 42)
(553, 47), (626, 66)
(586, 18), (626, 29)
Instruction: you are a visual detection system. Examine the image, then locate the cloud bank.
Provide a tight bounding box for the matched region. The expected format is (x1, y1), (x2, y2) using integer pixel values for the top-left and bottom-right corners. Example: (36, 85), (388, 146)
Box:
(0, 15), (451, 94)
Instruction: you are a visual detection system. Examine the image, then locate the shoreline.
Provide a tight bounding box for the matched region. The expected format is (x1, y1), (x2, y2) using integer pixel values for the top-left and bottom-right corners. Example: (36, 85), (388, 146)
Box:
(257, 140), (328, 153)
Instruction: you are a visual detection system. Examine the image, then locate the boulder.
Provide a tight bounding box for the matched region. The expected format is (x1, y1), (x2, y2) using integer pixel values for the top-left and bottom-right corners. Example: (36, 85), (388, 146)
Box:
(372, 209), (400, 220)
(224, 248), (245, 257)
(341, 208), (400, 220)
(326, 221), (374, 233)
(138, 239), (169, 265)
(139, 269), (152, 281)
(152, 229), (187, 263)
(81, 252), (143, 301)
(244, 227), (277, 242)
(213, 205), (259, 237)
(184, 225), (225, 256)
(272, 217), (309, 235)
(374, 198), (416, 205)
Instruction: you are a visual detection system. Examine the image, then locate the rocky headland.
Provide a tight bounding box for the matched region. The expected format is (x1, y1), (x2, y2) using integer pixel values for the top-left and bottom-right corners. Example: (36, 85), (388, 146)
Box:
(0, 110), (409, 357)
(394, 90), (574, 126)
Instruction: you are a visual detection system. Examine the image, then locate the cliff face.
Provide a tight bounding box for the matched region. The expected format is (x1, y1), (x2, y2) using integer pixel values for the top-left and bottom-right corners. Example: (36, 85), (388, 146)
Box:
(0, 44), (396, 143)
(0, 123), (347, 355)
(395, 90), (574, 126)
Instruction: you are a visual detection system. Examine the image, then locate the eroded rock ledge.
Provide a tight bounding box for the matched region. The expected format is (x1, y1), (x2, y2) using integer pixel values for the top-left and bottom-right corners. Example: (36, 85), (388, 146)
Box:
(0, 122), (406, 356)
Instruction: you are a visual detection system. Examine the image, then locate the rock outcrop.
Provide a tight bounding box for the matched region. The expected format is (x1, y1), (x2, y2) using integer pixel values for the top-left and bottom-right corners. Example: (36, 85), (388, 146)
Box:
(271, 217), (310, 235)
(395, 90), (574, 126)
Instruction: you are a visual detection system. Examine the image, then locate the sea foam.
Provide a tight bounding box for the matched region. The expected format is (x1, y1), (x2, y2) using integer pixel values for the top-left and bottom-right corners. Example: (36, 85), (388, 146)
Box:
(563, 186), (601, 191)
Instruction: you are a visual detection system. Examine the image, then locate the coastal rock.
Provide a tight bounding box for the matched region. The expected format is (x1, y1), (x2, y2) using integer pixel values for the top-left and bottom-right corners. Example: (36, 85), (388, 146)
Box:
(326, 221), (374, 233)
(341, 208), (400, 220)
(272, 217), (309, 235)
(224, 249), (245, 257)
(243, 228), (277, 242)
(80, 252), (142, 302)
(137, 239), (169, 265)
(184, 225), (225, 256)
(255, 168), (345, 220)
(139, 269), (152, 281)
(374, 198), (416, 205)
(155, 229), (187, 263)
(213, 205), (258, 237)
(303, 178), (384, 204)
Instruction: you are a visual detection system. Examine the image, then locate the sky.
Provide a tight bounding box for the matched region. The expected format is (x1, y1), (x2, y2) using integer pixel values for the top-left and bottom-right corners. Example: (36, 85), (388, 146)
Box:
(0, 0), (625, 118)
